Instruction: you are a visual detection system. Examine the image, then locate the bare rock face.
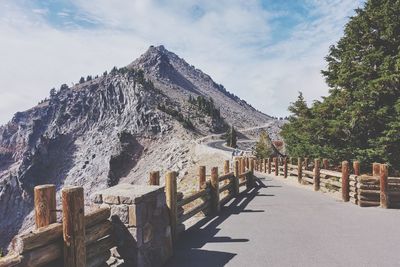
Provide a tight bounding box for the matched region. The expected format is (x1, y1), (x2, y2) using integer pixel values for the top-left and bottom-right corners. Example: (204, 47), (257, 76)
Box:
(131, 45), (271, 129)
(0, 45), (273, 251)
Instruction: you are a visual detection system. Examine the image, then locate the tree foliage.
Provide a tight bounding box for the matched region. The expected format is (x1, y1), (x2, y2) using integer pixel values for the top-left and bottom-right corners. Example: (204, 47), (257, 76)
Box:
(254, 130), (273, 159)
(225, 125), (237, 148)
(281, 0), (400, 172)
(188, 95), (221, 120)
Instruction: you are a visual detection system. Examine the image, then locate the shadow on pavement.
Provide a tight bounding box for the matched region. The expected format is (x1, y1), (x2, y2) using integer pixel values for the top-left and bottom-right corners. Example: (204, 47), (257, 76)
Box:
(164, 175), (274, 267)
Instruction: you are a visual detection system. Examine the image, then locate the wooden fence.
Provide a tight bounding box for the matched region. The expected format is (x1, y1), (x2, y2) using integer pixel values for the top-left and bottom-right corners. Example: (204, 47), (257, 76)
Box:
(254, 157), (400, 209)
(0, 186), (113, 267)
(0, 158), (256, 267)
(150, 158), (255, 242)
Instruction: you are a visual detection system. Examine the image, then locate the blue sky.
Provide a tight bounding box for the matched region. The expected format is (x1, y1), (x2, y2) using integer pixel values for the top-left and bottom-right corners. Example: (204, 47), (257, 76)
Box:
(0, 0), (364, 124)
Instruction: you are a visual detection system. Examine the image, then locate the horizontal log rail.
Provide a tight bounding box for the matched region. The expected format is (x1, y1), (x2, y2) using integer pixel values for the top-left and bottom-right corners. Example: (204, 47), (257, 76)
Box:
(218, 172), (234, 182)
(303, 177), (314, 184)
(219, 182), (233, 194)
(320, 179), (342, 188)
(238, 170), (251, 178)
(1, 201), (113, 267)
(178, 201), (210, 224)
(177, 188), (209, 208)
(10, 207), (111, 255)
(302, 170), (314, 176)
(238, 180), (247, 187)
(319, 169), (341, 178)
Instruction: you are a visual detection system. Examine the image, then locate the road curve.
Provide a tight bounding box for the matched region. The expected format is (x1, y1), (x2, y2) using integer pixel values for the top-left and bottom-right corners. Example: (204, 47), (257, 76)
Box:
(165, 173), (400, 267)
(206, 140), (256, 153)
(207, 140), (235, 152)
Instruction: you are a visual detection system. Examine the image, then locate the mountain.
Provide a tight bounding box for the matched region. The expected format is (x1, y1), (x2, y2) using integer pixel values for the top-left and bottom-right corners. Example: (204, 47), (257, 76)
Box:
(0, 45), (272, 250)
(130, 45), (271, 128)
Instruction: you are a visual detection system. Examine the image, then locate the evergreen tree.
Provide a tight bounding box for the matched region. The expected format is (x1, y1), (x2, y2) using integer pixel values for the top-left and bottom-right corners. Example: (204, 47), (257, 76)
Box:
(226, 126), (237, 148)
(79, 77), (85, 84)
(282, 0), (400, 172)
(49, 88), (57, 97)
(254, 130), (273, 159)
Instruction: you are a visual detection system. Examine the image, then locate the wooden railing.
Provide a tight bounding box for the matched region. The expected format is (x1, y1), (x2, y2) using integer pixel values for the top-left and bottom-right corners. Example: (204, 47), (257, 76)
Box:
(255, 157), (400, 209)
(161, 158), (255, 242)
(0, 187), (113, 267)
(0, 158), (257, 267)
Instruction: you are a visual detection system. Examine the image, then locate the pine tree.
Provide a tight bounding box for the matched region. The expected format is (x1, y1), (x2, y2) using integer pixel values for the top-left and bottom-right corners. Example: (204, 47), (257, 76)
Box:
(226, 126), (237, 148)
(254, 130), (273, 159)
(282, 0), (400, 171)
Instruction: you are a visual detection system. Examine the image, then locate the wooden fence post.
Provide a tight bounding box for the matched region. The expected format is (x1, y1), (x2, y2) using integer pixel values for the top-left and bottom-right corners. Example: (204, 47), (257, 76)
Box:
(341, 161), (350, 202)
(166, 171), (177, 243)
(283, 158), (288, 178)
(233, 160), (240, 195)
(224, 160), (230, 175)
(149, 171), (160, 186)
(297, 157), (302, 184)
(62, 186), (86, 267)
(247, 159), (255, 189)
(263, 159), (267, 173)
(199, 166), (206, 190)
(380, 164), (388, 208)
(323, 159), (329, 170)
(373, 163), (381, 176)
(260, 159), (263, 172)
(268, 158), (271, 174)
(210, 167), (220, 213)
(241, 158), (246, 173)
(353, 161), (360, 176)
(34, 184), (56, 229)
(250, 159), (255, 173)
(274, 157), (279, 176)
(246, 157), (250, 170)
(304, 157), (309, 171)
(314, 159), (320, 191)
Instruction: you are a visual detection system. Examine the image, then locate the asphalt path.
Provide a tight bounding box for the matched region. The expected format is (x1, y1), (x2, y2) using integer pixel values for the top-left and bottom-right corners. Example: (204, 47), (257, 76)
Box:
(207, 140), (256, 153)
(165, 173), (400, 267)
(207, 140), (235, 152)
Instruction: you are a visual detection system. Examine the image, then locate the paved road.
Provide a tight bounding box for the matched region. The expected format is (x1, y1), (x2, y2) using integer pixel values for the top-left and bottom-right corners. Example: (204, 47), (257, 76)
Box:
(165, 173), (400, 267)
(207, 140), (235, 152)
(207, 140), (256, 153)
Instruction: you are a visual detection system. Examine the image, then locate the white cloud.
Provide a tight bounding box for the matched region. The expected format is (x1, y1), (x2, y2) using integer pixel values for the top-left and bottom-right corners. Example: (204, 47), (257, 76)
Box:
(0, 0), (363, 124)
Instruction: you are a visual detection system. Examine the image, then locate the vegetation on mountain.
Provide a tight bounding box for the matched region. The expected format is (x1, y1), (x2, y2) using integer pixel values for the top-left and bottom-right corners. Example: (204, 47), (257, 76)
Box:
(157, 103), (194, 129)
(281, 0), (400, 172)
(188, 95), (221, 120)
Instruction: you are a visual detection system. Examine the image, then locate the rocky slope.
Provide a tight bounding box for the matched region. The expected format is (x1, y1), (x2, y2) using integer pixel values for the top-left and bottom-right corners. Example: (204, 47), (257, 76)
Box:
(130, 45), (270, 129)
(0, 45), (273, 251)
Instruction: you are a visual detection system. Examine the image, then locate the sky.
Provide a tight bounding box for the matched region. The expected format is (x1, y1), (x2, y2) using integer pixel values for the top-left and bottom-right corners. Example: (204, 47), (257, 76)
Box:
(0, 0), (365, 124)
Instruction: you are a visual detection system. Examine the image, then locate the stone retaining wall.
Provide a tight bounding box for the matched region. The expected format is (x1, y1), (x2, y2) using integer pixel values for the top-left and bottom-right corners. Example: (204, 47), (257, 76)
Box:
(92, 184), (172, 267)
